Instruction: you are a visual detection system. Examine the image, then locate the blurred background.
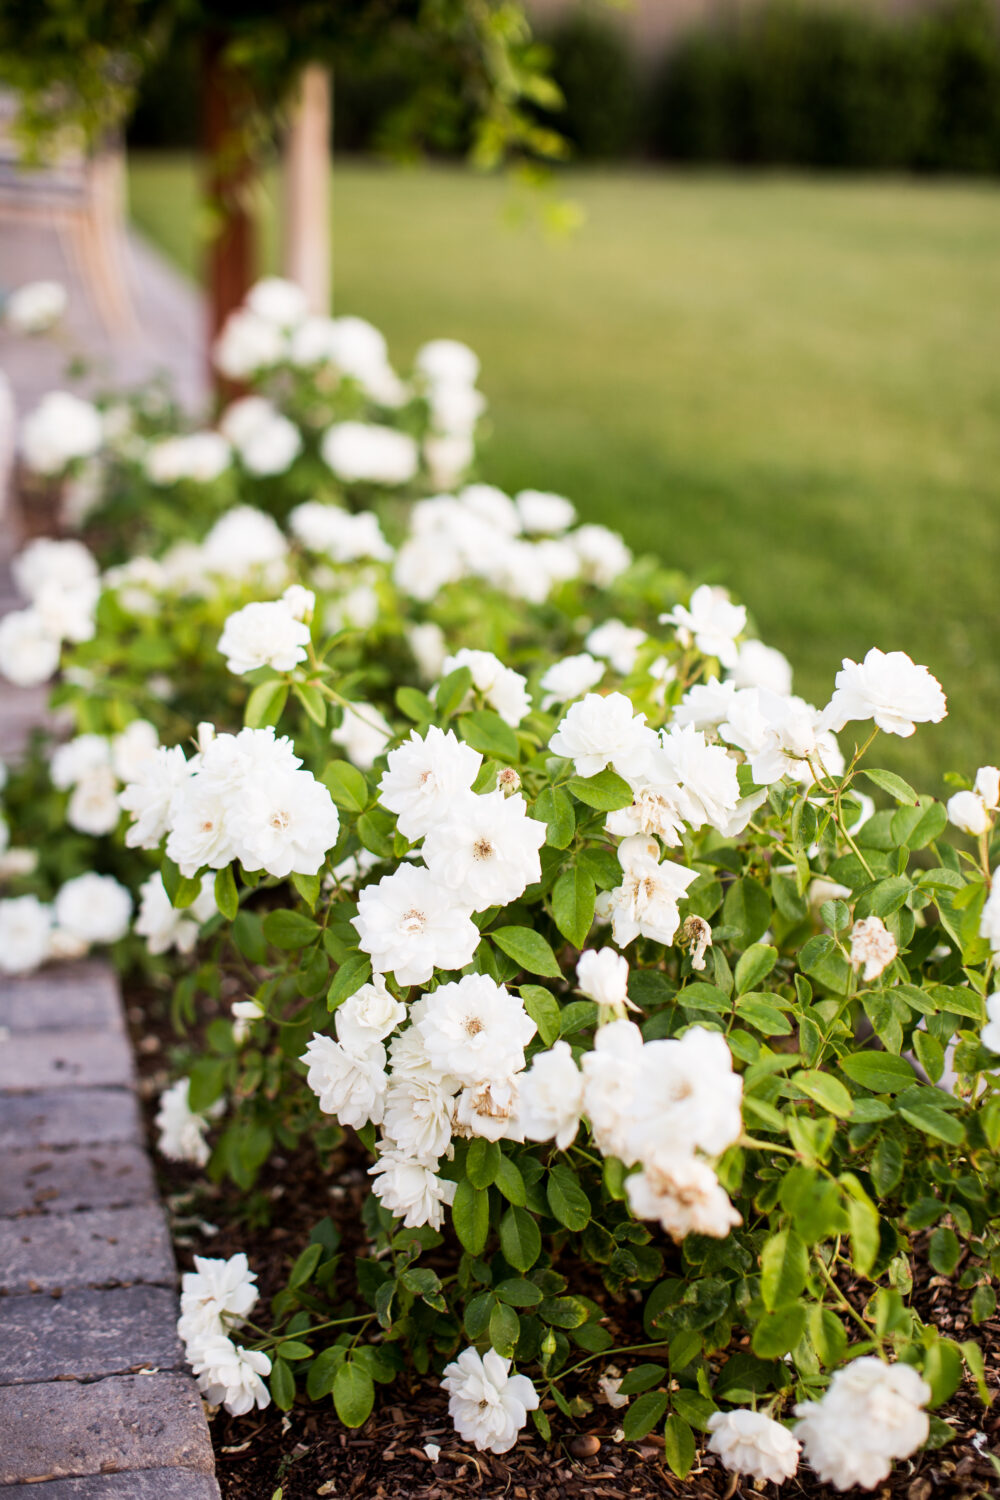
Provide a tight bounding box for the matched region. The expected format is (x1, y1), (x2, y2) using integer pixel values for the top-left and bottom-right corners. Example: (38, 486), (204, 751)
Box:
(10, 0), (1000, 783)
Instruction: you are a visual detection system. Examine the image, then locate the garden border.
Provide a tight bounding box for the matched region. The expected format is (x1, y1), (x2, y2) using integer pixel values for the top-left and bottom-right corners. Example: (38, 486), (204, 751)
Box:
(0, 960), (220, 1495)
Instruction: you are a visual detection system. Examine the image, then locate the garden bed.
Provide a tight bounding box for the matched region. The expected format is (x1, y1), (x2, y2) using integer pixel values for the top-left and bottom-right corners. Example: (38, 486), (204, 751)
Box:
(128, 982), (1000, 1500)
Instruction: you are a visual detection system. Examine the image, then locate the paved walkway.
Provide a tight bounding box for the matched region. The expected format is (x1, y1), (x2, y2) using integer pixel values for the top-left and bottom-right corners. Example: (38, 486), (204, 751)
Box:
(0, 964), (220, 1495)
(0, 213), (219, 1494)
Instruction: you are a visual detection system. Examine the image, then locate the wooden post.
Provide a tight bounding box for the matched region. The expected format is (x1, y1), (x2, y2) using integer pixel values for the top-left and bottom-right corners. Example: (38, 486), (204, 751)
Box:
(282, 64), (331, 315)
(202, 35), (256, 388)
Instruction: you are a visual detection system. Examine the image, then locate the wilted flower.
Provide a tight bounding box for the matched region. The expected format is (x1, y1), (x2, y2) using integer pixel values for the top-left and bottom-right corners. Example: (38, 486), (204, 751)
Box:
(707, 1409), (800, 1485)
(849, 916), (897, 982)
(794, 1357), (930, 1491)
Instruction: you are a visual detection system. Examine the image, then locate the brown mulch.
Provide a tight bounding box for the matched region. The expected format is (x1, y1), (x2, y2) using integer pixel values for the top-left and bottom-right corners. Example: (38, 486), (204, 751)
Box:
(125, 981), (1000, 1500)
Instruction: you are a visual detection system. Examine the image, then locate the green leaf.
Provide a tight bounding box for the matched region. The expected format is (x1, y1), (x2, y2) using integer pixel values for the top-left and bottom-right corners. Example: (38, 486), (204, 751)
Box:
(928, 1225), (961, 1277)
(735, 994), (793, 1035)
(435, 665), (472, 719)
(922, 1338), (963, 1407)
(277, 1341), (314, 1361)
(457, 710), (519, 761)
(551, 866), (596, 950)
(327, 953), (371, 1010)
(871, 1135), (904, 1197)
(489, 1299), (520, 1358)
(863, 768), (918, 806)
(396, 685), (434, 723)
(245, 679), (288, 729)
(840, 1051), (916, 1094)
(971, 1285), (996, 1325)
(356, 807), (395, 858)
(899, 1099), (965, 1145)
(546, 1163), (591, 1231)
(452, 1179), (490, 1256)
(321, 760), (369, 812)
(662, 1413), (695, 1480)
(534, 787), (575, 849)
(492, 926), (561, 978)
(293, 682), (327, 727)
(232, 910), (266, 964)
(333, 1360), (375, 1428)
(494, 1154), (527, 1207)
(671, 1391), (716, 1433)
(495, 1277), (543, 1307)
(291, 871), (321, 911)
(499, 1206), (541, 1272)
(617, 1363), (667, 1395)
(808, 1305), (847, 1368)
(558, 999), (598, 1036)
(734, 943), (777, 996)
(214, 864), (238, 922)
(566, 768), (634, 811)
(306, 1345), (345, 1399)
(723, 878), (772, 945)
(466, 1138), (501, 1189)
(521, 984), (560, 1046)
(269, 1357), (296, 1411)
(751, 1302), (807, 1358)
(263, 909), (320, 950)
(891, 799), (947, 850)
(623, 1391), (668, 1442)
(760, 1230), (809, 1310)
(847, 1191), (880, 1276)
(791, 1069), (853, 1118)
(288, 1242), (322, 1289)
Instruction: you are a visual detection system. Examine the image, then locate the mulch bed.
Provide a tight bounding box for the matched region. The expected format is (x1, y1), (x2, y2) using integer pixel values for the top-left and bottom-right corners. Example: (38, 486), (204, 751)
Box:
(126, 981), (1000, 1500)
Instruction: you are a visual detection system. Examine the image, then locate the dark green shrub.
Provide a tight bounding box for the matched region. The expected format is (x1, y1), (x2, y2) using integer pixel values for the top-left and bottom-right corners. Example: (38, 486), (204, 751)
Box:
(544, 11), (642, 160)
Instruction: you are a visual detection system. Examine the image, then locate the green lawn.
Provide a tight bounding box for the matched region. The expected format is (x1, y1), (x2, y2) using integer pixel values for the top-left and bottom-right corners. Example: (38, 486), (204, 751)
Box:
(127, 157), (1000, 788)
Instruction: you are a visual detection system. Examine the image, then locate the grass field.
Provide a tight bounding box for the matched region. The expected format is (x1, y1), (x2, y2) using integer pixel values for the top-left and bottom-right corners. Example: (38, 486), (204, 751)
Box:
(127, 157), (1000, 787)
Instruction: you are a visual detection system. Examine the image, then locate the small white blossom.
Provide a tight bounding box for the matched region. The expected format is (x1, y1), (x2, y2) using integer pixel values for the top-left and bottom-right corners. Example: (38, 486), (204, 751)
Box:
(441, 649), (531, 728)
(0, 608), (61, 686)
(178, 1252), (260, 1343)
(289, 502), (394, 563)
(0, 894), (53, 974)
(21, 392), (102, 474)
(67, 767), (121, 836)
(335, 976), (407, 1054)
(980, 992), (1000, 1053)
(577, 948), (630, 1012)
(585, 619), (647, 676)
(422, 790), (546, 911)
(606, 843), (698, 948)
(550, 692), (656, 780)
(974, 766), (1000, 809)
(626, 1157), (741, 1241)
(378, 726), (482, 841)
(331, 702), (393, 770)
(727, 638), (794, 696)
(707, 1409), (800, 1485)
(214, 307), (286, 378)
(539, 653), (605, 709)
(794, 1357), (930, 1491)
(850, 916), (898, 982)
(947, 788), (992, 837)
(368, 1147), (456, 1229)
(352, 864), (479, 986)
(821, 648), (947, 739)
(246, 275), (309, 327)
(980, 876), (1000, 959)
(189, 1336), (272, 1417)
(155, 1078), (220, 1167)
(111, 720), (159, 782)
(382, 1071), (458, 1161)
(301, 1033), (388, 1129)
(519, 1040), (584, 1150)
(415, 974), (535, 1086)
(217, 599), (311, 675)
(145, 432), (230, 486)
(54, 873), (132, 945)
(515, 489), (576, 535)
(321, 422), (419, 485)
(662, 585), (746, 668)
(571, 524), (632, 586)
(201, 507), (287, 579)
(442, 1347), (539, 1455)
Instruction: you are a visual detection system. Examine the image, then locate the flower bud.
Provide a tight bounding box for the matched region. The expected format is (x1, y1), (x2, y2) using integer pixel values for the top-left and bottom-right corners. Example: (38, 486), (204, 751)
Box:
(947, 789), (991, 837)
(497, 766), (521, 797)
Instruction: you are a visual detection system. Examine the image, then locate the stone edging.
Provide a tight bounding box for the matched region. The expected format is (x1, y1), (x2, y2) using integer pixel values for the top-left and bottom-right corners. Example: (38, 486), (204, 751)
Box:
(0, 960), (220, 1497)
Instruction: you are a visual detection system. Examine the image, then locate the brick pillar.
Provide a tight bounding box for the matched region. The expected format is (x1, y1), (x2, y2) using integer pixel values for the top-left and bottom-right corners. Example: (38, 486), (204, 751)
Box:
(202, 35), (256, 391)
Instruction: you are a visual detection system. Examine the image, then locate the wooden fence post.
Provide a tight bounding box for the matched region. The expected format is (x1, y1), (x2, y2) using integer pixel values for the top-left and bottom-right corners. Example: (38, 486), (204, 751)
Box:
(282, 64), (331, 315)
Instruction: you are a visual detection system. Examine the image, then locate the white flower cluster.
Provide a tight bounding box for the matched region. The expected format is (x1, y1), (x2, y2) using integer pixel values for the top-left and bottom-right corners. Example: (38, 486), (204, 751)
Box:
(393, 486), (627, 606)
(301, 723), (550, 1224)
(0, 538), (99, 686)
(219, 394), (302, 477)
(217, 590), (313, 676)
(176, 1253), (271, 1417)
(50, 720), (159, 836)
(119, 724), (340, 880)
(522, 1012), (743, 1241)
(155, 1076), (223, 1166)
(794, 1356), (931, 1490)
(0, 871), (132, 976)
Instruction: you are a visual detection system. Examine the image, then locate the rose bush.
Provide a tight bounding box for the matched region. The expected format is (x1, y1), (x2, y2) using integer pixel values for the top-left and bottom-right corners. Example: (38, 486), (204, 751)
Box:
(2, 277), (999, 1492)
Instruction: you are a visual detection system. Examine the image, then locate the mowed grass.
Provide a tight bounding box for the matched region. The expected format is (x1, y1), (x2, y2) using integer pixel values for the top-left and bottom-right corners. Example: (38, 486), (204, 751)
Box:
(128, 157), (1000, 787)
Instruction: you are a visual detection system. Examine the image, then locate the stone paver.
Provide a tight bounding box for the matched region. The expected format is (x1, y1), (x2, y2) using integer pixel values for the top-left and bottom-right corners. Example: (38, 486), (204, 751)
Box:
(0, 1373), (216, 1484)
(0, 1142), (155, 1217)
(0, 1205), (176, 1292)
(0, 1285), (183, 1383)
(0, 1087), (140, 1150)
(0, 963), (123, 1033)
(0, 1028), (134, 1093)
(2, 1472), (222, 1499)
